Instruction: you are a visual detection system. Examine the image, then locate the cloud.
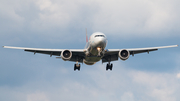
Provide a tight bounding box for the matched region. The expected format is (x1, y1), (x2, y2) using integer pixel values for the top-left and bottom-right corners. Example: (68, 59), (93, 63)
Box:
(0, 0), (25, 33)
(31, 0), (72, 30)
(121, 92), (134, 101)
(130, 70), (180, 101)
(1, 0), (180, 39)
(27, 92), (49, 101)
(91, 0), (180, 38)
(177, 73), (180, 79)
(1, 62), (180, 101)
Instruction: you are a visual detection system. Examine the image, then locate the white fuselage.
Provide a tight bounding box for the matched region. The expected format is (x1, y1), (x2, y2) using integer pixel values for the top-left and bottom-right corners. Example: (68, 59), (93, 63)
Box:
(84, 32), (107, 65)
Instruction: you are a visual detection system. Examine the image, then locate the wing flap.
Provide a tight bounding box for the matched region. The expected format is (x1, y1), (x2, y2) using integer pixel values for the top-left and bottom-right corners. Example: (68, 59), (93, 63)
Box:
(129, 49), (158, 55)
(25, 50), (61, 56)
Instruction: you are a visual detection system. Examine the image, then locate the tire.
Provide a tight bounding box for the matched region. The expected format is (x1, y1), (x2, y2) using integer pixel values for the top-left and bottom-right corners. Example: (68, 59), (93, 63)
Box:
(74, 64), (77, 71)
(78, 64), (81, 71)
(110, 64), (113, 70)
(106, 64), (109, 70)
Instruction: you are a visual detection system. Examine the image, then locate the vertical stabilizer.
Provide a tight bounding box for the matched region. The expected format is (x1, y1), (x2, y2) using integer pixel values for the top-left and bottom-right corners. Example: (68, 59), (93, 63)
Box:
(86, 28), (88, 43)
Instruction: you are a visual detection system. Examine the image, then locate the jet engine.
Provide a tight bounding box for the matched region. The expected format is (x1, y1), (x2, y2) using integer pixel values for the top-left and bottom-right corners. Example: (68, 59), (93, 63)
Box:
(61, 50), (72, 61)
(119, 49), (130, 61)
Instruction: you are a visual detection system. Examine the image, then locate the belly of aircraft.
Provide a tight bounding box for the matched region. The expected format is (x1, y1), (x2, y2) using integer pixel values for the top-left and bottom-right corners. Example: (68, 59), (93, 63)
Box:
(90, 48), (98, 55)
(85, 56), (101, 63)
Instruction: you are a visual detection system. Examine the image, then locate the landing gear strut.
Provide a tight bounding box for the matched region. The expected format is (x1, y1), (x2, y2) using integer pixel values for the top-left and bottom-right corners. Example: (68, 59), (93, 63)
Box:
(106, 63), (113, 71)
(74, 62), (80, 71)
(97, 47), (102, 57)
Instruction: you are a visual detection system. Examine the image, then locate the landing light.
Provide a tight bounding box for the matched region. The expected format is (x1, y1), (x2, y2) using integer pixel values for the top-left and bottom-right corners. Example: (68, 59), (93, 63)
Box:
(97, 47), (101, 51)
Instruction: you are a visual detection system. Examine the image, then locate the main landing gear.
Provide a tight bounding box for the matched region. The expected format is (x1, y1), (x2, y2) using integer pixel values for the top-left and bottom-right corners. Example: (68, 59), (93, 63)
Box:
(74, 62), (113, 71)
(74, 62), (80, 71)
(106, 63), (113, 71)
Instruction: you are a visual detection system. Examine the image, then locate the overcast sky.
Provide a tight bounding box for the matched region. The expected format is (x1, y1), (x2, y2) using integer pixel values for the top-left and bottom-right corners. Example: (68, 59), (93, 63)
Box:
(0, 0), (180, 101)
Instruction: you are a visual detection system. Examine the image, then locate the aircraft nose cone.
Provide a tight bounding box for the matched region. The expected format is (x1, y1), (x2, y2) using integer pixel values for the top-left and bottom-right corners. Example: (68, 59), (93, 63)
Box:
(96, 38), (106, 47)
(99, 38), (105, 44)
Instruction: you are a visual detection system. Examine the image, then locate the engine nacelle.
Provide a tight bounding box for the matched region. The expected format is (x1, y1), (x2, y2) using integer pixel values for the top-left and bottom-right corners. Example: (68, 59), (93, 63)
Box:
(119, 49), (130, 61)
(61, 50), (72, 61)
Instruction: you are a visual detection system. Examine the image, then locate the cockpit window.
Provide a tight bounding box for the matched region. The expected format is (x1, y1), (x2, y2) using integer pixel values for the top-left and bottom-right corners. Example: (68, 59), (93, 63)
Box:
(95, 35), (105, 37)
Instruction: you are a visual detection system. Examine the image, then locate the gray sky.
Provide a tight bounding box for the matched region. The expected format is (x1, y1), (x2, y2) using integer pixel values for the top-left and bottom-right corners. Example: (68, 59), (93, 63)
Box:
(0, 0), (180, 101)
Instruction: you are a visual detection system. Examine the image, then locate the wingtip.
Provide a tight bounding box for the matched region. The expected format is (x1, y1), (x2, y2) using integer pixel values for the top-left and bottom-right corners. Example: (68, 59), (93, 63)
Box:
(177, 45), (179, 47)
(2, 46), (4, 48)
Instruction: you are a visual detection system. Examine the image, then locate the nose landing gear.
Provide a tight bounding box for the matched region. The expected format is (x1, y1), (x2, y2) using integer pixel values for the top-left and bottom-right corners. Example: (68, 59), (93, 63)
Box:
(97, 47), (102, 57)
(106, 63), (113, 71)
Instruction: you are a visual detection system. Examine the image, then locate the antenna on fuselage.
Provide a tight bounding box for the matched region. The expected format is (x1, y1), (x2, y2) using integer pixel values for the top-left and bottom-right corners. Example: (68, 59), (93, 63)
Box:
(86, 28), (88, 43)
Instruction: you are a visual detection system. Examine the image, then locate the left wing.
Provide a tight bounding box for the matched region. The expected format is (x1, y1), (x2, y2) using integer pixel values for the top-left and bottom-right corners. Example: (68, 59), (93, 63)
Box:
(3, 46), (86, 62)
(102, 45), (178, 63)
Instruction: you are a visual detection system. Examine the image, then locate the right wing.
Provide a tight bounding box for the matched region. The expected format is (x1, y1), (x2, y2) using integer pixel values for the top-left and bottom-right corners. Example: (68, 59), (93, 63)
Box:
(102, 45), (178, 63)
(3, 46), (86, 62)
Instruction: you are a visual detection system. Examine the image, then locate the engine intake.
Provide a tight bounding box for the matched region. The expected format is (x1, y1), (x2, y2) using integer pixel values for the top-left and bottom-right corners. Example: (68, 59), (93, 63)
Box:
(119, 49), (130, 61)
(61, 50), (72, 61)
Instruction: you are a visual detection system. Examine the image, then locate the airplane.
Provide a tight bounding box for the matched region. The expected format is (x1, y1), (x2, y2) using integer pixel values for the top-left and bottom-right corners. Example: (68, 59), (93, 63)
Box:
(3, 32), (178, 71)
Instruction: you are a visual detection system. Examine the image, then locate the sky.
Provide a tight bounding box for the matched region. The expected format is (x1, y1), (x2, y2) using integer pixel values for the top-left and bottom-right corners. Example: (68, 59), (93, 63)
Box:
(0, 0), (180, 101)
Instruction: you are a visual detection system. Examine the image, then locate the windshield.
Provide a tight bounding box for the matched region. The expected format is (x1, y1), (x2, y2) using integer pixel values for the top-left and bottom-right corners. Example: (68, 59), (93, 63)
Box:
(95, 35), (105, 37)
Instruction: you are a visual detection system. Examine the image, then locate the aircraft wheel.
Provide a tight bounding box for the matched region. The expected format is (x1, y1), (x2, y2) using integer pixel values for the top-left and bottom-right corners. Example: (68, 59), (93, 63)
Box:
(77, 64), (81, 71)
(74, 64), (77, 71)
(110, 64), (113, 70)
(74, 64), (80, 71)
(106, 64), (109, 70)
(106, 63), (113, 71)
(106, 63), (110, 71)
